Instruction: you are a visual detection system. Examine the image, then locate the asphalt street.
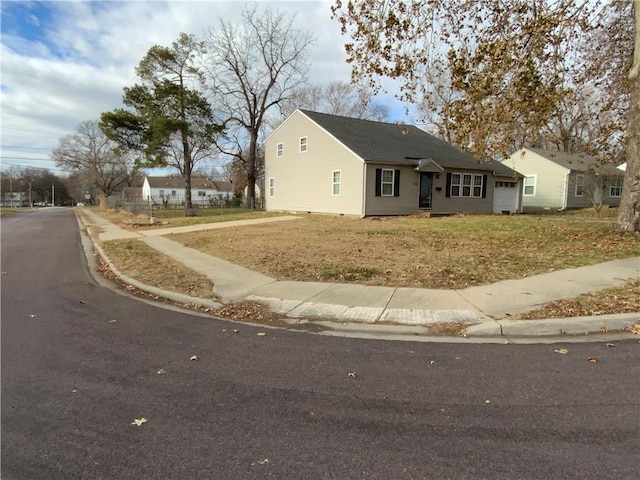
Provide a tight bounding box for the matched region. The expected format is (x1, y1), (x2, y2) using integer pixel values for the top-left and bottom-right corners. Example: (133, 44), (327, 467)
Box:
(1, 208), (639, 480)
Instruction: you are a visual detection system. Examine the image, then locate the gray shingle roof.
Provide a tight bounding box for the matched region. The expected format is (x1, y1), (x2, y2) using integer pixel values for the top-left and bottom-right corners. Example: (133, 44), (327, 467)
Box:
(147, 176), (233, 192)
(525, 148), (624, 176)
(300, 110), (519, 177)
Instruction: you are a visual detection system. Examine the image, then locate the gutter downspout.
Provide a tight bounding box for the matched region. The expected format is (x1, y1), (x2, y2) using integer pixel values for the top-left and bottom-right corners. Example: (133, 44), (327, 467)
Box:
(562, 171), (569, 210)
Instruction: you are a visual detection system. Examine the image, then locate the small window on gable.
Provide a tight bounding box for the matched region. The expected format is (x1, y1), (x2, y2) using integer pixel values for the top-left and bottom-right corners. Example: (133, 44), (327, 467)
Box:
(299, 137), (308, 153)
(269, 178), (275, 197)
(575, 174), (584, 197)
(332, 170), (341, 195)
(277, 143), (283, 157)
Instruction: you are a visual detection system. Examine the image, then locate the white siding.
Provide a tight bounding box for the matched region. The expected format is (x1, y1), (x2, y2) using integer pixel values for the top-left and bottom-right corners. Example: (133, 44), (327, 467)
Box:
(264, 110), (365, 216)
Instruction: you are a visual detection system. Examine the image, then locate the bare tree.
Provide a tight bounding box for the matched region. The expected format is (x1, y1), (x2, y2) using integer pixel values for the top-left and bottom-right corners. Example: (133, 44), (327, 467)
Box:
(51, 120), (136, 198)
(203, 5), (314, 208)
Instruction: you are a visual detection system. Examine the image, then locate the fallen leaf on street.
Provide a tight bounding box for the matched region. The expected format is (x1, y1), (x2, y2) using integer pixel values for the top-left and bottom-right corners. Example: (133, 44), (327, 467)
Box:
(485, 400), (491, 404)
(429, 360), (437, 365)
(29, 314), (37, 318)
(131, 417), (148, 427)
(79, 300), (86, 304)
(600, 326), (608, 333)
(251, 458), (270, 466)
(256, 332), (267, 337)
(156, 369), (166, 375)
(554, 348), (569, 355)
(626, 324), (640, 335)
(108, 320), (117, 323)
(347, 372), (356, 378)
(233, 330), (239, 334)
(587, 356), (598, 363)
(190, 355), (199, 361)
(604, 343), (617, 348)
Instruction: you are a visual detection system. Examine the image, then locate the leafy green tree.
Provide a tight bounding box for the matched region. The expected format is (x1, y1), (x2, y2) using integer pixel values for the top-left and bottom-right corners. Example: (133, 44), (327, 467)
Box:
(101, 33), (223, 216)
(203, 5), (314, 209)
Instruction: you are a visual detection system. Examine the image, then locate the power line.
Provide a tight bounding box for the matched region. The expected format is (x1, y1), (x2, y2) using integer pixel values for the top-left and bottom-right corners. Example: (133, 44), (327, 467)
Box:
(0, 156), (51, 162)
(1, 145), (52, 150)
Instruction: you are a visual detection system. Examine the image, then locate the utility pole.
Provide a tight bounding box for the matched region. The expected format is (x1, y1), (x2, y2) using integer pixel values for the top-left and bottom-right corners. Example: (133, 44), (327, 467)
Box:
(9, 176), (14, 207)
(29, 179), (32, 207)
(52, 183), (55, 206)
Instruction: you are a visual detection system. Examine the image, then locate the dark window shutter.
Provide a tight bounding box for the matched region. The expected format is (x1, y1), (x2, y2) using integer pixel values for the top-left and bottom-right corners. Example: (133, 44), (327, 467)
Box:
(445, 172), (452, 198)
(394, 169), (400, 196)
(482, 175), (488, 198)
(375, 169), (381, 196)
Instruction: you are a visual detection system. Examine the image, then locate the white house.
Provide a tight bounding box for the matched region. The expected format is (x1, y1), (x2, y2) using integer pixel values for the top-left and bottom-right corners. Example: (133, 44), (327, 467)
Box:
(142, 176), (234, 206)
(502, 148), (624, 211)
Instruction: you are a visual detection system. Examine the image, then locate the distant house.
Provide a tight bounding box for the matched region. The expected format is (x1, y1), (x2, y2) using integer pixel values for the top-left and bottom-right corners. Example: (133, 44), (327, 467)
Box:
(264, 109), (522, 217)
(142, 176), (234, 206)
(502, 148), (624, 211)
(1, 192), (27, 207)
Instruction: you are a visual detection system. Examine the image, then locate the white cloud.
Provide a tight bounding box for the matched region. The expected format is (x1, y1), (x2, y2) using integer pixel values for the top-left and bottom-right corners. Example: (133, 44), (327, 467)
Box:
(0, 0), (405, 174)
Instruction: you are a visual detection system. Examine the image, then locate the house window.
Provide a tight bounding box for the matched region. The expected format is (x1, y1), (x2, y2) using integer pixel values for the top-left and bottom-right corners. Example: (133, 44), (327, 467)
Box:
(277, 143), (284, 157)
(449, 173), (484, 197)
(381, 169), (394, 196)
(198, 191), (206, 197)
(269, 178), (275, 197)
(171, 190), (176, 197)
(159, 189), (165, 197)
(609, 178), (623, 197)
(332, 170), (341, 195)
(299, 137), (308, 153)
(473, 174), (483, 197)
(524, 176), (536, 196)
(450, 173), (461, 197)
(575, 174), (584, 197)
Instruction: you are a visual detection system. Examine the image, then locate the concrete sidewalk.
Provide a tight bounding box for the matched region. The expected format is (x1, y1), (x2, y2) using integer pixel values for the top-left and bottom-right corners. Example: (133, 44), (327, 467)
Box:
(78, 209), (640, 340)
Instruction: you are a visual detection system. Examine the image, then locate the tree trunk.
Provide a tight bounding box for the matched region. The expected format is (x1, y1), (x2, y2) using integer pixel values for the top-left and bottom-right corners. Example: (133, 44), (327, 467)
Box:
(246, 131), (258, 209)
(616, 1), (640, 233)
(182, 130), (196, 217)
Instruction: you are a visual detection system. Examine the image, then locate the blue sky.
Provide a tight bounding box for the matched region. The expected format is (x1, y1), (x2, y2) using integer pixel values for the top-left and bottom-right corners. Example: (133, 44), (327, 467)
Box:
(0, 1), (410, 175)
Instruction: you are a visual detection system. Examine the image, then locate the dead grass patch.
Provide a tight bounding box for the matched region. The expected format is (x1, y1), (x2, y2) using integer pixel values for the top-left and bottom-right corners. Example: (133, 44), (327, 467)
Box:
(169, 215), (639, 289)
(513, 278), (640, 320)
(100, 239), (218, 300)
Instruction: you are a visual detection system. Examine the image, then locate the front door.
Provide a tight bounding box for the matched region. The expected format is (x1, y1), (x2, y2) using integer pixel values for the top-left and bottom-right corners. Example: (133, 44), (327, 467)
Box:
(419, 172), (433, 209)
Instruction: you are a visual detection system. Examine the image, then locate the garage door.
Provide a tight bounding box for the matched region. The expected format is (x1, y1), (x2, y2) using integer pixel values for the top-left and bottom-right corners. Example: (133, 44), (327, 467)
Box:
(493, 181), (519, 213)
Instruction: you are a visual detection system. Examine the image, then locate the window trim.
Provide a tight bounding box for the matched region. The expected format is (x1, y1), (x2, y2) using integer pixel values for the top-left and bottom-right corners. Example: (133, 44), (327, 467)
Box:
(381, 168), (395, 196)
(299, 137), (308, 153)
(268, 177), (275, 197)
(609, 178), (623, 197)
(523, 175), (536, 196)
(575, 174), (584, 197)
(276, 143), (284, 157)
(332, 170), (341, 196)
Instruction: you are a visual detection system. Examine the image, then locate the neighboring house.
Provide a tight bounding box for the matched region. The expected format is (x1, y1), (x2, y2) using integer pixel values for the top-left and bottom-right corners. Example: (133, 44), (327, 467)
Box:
(264, 109), (522, 217)
(2, 192), (27, 207)
(142, 176), (234, 205)
(502, 148), (624, 211)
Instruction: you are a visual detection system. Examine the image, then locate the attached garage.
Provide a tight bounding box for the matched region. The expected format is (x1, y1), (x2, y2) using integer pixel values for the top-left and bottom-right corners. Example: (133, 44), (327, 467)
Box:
(493, 180), (521, 214)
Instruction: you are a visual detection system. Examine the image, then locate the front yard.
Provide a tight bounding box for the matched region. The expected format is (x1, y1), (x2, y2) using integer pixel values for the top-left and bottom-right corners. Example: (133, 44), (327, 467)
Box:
(168, 214), (639, 290)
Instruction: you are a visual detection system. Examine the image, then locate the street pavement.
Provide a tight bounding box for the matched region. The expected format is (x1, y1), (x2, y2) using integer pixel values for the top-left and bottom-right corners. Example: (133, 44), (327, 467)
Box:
(79, 208), (639, 342)
(2, 208), (639, 480)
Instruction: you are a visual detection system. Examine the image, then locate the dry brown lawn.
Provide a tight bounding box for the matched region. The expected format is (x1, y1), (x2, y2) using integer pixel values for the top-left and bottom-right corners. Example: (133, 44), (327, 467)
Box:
(100, 240), (218, 300)
(168, 214), (639, 289)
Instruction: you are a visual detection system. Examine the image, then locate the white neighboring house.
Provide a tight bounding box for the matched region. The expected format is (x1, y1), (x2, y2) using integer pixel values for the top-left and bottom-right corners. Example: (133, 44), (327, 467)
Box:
(142, 176), (234, 206)
(502, 148), (624, 211)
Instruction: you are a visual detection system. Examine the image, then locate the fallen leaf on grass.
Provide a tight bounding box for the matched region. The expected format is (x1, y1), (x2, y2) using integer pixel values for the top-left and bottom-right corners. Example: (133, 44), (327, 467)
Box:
(131, 417), (148, 427)
(554, 348), (569, 355)
(189, 355), (199, 361)
(587, 356), (598, 363)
